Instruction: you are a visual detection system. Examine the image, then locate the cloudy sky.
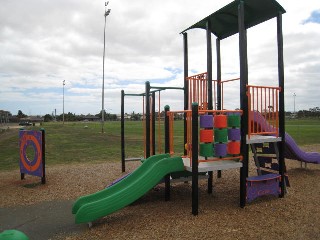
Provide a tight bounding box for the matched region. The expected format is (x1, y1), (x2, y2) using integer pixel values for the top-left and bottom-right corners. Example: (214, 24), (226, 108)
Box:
(0, 0), (319, 116)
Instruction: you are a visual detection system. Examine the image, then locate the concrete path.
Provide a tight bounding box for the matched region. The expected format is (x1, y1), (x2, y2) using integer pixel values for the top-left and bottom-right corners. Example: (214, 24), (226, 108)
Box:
(0, 200), (86, 240)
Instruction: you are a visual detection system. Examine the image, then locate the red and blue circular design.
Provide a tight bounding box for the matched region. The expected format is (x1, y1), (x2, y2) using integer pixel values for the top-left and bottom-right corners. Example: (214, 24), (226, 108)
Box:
(19, 130), (43, 177)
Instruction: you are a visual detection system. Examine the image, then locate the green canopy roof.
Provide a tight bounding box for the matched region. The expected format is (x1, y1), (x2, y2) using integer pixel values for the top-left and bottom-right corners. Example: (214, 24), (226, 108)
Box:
(181, 0), (285, 39)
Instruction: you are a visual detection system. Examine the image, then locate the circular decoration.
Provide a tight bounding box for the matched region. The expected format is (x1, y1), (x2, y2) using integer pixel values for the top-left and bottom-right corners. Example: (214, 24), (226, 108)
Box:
(19, 131), (43, 177)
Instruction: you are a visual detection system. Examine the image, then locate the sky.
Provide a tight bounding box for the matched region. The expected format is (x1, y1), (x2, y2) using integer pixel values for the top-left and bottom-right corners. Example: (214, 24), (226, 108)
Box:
(0, 0), (319, 116)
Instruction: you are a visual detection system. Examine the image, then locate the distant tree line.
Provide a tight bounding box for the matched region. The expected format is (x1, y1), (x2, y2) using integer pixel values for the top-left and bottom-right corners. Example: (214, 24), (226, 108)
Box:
(4, 106), (320, 123)
(42, 110), (117, 122)
(286, 107), (320, 118)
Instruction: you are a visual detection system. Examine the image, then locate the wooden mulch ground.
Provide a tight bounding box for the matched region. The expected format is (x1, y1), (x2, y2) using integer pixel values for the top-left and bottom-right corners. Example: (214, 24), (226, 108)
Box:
(0, 145), (319, 240)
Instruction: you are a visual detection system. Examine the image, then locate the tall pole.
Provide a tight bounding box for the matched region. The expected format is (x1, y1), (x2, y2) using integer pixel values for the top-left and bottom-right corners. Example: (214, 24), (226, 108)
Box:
(121, 90), (125, 172)
(63, 80), (65, 125)
(238, 1), (249, 208)
(183, 32), (188, 156)
(277, 13), (285, 198)
(101, 2), (111, 133)
(293, 93), (296, 114)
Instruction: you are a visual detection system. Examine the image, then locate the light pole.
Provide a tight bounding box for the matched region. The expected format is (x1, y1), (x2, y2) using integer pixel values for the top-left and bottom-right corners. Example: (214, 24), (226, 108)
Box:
(101, 2), (111, 133)
(63, 80), (65, 124)
(293, 92), (296, 114)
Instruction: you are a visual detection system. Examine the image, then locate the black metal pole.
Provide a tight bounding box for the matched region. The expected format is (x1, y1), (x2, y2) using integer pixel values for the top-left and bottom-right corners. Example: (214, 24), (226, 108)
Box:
(192, 102), (199, 215)
(206, 21), (213, 111)
(41, 128), (46, 184)
(216, 38), (222, 110)
(277, 13), (285, 197)
(183, 32), (189, 156)
(20, 129), (25, 180)
(238, 0), (249, 208)
(145, 81), (151, 158)
(152, 92), (156, 155)
(164, 105), (170, 201)
(121, 90), (125, 172)
(216, 38), (222, 179)
(206, 20), (214, 194)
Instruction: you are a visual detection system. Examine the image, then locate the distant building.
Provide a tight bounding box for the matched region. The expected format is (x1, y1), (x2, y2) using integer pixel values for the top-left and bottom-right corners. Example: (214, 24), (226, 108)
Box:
(20, 116), (44, 124)
(83, 115), (100, 121)
(0, 110), (10, 124)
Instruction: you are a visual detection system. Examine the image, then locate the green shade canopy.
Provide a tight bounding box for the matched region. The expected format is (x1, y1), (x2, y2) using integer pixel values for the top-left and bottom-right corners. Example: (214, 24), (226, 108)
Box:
(181, 0), (285, 39)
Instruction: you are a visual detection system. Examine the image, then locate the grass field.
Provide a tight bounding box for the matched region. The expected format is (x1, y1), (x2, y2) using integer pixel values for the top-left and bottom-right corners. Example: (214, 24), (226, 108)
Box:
(0, 118), (319, 171)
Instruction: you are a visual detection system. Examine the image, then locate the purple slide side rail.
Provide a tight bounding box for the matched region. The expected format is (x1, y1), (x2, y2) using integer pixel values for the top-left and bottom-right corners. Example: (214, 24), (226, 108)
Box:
(252, 111), (320, 164)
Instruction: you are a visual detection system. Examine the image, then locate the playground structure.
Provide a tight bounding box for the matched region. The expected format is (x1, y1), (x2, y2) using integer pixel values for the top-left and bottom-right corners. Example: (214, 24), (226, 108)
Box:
(121, 0), (288, 213)
(73, 0), (319, 225)
(177, 0), (287, 212)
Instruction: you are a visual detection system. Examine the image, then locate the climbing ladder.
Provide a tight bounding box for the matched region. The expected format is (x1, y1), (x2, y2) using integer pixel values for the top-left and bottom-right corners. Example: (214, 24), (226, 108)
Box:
(246, 85), (287, 203)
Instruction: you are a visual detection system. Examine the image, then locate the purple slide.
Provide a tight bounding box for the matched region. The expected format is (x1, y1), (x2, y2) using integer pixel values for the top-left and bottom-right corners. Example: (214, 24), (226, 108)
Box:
(283, 133), (320, 164)
(251, 111), (320, 164)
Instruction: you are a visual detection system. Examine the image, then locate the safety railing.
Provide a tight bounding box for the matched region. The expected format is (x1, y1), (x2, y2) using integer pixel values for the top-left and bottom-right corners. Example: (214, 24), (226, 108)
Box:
(247, 85), (280, 138)
(186, 72), (208, 110)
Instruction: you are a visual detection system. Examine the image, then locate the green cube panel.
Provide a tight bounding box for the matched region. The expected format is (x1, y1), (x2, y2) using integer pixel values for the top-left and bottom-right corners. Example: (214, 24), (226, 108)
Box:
(228, 114), (241, 128)
(199, 143), (214, 157)
(214, 128), (228, 143)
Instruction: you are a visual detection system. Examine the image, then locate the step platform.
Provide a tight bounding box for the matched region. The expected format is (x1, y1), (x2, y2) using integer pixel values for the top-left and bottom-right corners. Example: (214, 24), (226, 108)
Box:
(246, 173), (281, 203)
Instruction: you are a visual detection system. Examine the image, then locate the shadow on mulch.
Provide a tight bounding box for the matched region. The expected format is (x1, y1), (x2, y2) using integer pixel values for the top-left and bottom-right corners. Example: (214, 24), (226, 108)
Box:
(0, 200), (86, 240)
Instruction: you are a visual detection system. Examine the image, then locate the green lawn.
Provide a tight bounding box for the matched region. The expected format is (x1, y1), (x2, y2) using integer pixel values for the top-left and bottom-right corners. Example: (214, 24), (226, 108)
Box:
(0, 118), (319, 171)
(285, 118), (320, 145)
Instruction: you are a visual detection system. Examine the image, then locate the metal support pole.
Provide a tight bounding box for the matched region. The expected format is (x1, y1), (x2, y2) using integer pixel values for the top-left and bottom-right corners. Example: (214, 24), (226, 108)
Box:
(63, 80), (65, 125)
(164, 105), (170, 201)
(145, 81), (151, 158)
(183, 32), (189, 156)
(216, 38), (222, 179)
(206, 21), (214, 193)
(152, 92), (156, 155)
(238, 1), (249, 208)
(121, 90), (125, 172)
(192, 102), (199, 215)
(277, 13), (286, 197)
(41, 128), (46, 184)
(293, 93), (296, 115)
(101, 3), (111, 133)
(216, 38), (222, 110)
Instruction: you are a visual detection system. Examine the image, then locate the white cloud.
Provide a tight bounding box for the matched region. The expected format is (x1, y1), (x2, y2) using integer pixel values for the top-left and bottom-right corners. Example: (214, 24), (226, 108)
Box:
(0, 0), (319, 115)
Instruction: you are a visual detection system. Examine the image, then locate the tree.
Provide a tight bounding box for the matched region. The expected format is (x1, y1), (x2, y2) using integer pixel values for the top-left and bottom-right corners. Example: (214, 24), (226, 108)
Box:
(17, 110), (27, 119)
(43, 114), (53, 122)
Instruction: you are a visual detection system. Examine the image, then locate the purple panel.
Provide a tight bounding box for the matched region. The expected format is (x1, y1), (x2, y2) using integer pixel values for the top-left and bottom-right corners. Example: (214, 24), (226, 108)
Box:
(200, 115), (213, 128)
(214, 143), (227, 157)
(19, 130), (43, 177)
(246, 174), (281, 203)
(228, 128), (241, 141)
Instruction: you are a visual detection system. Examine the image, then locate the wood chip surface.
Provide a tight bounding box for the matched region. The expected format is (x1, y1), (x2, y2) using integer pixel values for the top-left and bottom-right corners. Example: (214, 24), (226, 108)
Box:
(1, 145), (319, 239)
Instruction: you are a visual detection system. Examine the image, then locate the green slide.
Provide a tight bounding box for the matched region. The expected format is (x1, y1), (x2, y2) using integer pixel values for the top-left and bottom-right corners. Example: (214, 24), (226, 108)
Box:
(72, 154), (184, 224)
